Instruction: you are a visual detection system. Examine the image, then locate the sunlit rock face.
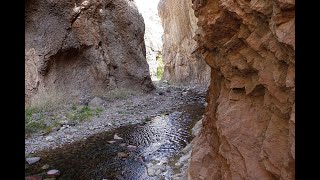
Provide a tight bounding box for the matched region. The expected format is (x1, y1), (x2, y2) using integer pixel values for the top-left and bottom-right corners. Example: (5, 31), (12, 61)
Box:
(158, 0), (211, 85)
(135, 0), (164, 80)
(188, 0), (295, 179)
(25, 0), (154, 104)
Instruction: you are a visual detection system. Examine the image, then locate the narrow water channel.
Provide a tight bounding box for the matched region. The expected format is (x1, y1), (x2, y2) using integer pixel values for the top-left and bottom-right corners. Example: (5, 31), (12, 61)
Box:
(25, 99), (205, 179)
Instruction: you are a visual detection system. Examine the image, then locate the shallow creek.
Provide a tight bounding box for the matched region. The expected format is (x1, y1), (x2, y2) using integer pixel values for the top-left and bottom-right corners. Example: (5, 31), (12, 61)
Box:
(25, 100), (204, 179)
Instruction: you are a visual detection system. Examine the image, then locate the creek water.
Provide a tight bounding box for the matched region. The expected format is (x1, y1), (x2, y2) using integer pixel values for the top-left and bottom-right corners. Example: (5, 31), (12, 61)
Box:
(25, 100), (205, 179)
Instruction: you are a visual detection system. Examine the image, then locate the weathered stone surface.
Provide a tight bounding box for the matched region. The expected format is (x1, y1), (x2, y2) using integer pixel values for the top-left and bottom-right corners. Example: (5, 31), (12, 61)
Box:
(26, 157), (41, 164)
(25, 0), (154, 105)
(158, 0), (211, 85)
(188, 0), (295, 179)
(135, 0), (164, 80)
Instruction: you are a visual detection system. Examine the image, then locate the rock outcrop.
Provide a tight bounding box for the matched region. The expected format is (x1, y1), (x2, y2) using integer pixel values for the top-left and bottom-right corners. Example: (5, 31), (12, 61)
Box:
(188, 0), (295, 179)
(135, 0), (164, 80)
(158, 0), (211, 85)
(25, 0), (154, 105)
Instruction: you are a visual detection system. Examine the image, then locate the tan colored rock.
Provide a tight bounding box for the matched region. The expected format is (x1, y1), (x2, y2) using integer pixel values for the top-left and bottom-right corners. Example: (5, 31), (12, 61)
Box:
(158, 0), (211, 85)
(25, 0), (154, 105)
(188, 0), (295, 179)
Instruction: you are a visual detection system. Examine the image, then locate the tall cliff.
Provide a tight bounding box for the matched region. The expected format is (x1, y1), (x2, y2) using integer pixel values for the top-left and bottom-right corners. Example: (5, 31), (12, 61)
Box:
(25, 0), (154, 105)
(188, 0), (295, 179)
(135, 0), (164, 80)
(158, 0), (211, 85)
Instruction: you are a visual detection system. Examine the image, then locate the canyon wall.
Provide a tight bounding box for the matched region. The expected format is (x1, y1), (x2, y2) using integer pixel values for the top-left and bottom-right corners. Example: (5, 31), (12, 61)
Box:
(135, 0), (164, 80)
(158, 0), (211, 85)
(25, 0), (154, 104)
(188, 0), (295, 179)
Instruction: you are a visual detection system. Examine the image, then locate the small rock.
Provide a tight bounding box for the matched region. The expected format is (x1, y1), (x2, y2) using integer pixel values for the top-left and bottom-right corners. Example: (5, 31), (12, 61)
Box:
(120, 143), (126, 147)
(127, 145), (137, 151)
(107, 141), (116, 144)
(26, 157), (41, 164)
(59, 126), (66, 131)
(147, 164), (166, 176)
(192, 119), (203, 136)
(25, 175), (41, 180)
(47, 169), (60, 177)
(58, 120), (68, 125)
(41, 164), (50, 170)
(117, 152), (128, 158)
(69, 128), (78, 132)
(45, 136), (54, 142)
(204, 102), (208, 107)
(182, 92), (188, 96)
(114, 134), (123, 140)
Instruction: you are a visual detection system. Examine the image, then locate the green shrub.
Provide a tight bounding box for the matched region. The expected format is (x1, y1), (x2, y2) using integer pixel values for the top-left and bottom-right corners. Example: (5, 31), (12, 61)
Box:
(156, 53), (164, 80)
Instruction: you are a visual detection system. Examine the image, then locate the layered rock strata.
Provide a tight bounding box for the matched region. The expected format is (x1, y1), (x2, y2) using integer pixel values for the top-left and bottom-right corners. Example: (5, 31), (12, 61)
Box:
(158, 0), (211, 85)
(188, 0), (295, 179)
(25, 0), (154, 104)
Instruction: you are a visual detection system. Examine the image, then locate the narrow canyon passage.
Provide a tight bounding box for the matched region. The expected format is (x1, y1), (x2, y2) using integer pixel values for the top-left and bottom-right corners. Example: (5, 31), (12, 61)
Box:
(25, 0), (295, 179)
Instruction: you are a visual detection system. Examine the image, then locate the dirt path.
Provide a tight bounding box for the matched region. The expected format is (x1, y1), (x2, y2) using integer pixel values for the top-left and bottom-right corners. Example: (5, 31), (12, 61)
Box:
(25, 82), (207, 154)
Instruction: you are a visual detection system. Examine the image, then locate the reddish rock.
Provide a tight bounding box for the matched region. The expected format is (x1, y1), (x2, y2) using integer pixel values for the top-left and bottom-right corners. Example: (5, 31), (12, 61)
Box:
(187, 0), (295, 179)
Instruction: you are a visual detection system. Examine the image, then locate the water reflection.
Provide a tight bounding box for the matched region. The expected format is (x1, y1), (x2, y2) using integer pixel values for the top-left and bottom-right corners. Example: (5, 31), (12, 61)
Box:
(25, 102), (204, 179)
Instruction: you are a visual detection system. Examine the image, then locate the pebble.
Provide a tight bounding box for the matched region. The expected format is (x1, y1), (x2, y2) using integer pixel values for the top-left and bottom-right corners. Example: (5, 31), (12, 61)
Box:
(127, 145), (137, 151)
(107, 141), (116, 144)
(45, 136), (54, 142)
(117, 152), (128, 158)
(69, 128), (78, 132)
(114, 134), (123, 140)
(47, 169), (60, 177)
(26, 157), (41, 164)
(59, 120), (68, 125)
(120, 143), (126, 147)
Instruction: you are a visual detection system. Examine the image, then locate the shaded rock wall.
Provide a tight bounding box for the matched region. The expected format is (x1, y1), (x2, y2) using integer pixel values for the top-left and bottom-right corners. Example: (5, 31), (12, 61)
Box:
(158, 0), (211, 85)
(188, 0), (295, 179)
(25, 0), (154, 104)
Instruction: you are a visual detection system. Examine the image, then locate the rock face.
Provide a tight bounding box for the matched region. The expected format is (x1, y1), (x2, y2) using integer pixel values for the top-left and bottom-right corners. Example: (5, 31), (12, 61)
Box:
(25, 0), (154, 105)
(188, 0), (295, 179)
(158, 0), (211, 85)
(135, 0), (164, 80)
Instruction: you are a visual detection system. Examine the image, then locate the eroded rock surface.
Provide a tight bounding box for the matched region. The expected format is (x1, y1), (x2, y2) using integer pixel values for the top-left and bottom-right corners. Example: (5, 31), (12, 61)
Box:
(158, 0), (211, 85)
(188, 0), (295, 179)
(25, 0), (154, 104)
